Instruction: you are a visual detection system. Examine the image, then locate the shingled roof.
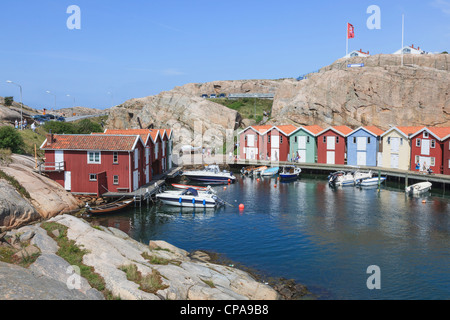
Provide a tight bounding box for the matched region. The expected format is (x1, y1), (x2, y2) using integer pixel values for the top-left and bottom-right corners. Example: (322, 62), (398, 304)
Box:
(40, 134), (142, 151)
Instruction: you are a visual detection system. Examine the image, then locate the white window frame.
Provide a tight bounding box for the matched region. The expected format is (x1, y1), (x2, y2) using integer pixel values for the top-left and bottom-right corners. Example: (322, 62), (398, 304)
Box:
(416, 139), (421, 147)
(89, 174), (97, 181)
(87, 151), (101, 164)
(431, 140), (436, 148)
(113, 152), (119, 164)
(431, 157), (436, 167)
(113, 175), (119, 185)
(423, 131), (429, 139)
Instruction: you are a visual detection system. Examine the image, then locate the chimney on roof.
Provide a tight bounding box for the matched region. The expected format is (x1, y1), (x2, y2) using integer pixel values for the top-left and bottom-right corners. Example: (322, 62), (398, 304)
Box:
(46, 131), (54, 147)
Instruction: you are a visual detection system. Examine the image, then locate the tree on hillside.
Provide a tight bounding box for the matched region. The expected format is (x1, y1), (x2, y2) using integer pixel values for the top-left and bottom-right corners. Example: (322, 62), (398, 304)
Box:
(43, 121), (77, 134)
(75, 119), (103, 134)
(4, 97), (14, 107)
(0, 126), (24, 153)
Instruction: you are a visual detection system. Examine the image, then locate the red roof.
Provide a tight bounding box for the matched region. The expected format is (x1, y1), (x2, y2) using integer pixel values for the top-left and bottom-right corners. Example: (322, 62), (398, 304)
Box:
(100, 129), (151, 144)
(409, 127), (450, 140)
(251, 125), (273, 134)
(303, 125), (324, 135)
(332, 126), (353, 136)
(428, 127), (450, 140)
(275, 125), (298, 136)
(41, 134), (140, 151)
(363, 126), (384, 136)
(396, 126), (426, 136)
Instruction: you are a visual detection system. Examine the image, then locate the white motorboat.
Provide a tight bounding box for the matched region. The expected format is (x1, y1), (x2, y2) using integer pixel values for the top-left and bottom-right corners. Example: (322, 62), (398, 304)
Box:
(156, 187), (224, 208)
(171, 183), (209, 191)
(329, 171), (355, 186)
(357, 176), (386, 187)
(182, 165), (236, 184)
(354, 170), (373, 182)
(405, 182), (432, 195)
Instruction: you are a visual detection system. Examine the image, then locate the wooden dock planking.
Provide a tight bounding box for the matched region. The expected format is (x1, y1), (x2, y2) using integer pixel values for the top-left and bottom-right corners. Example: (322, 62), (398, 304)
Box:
(230, 160), (450, 186)
(102, 166), (182, 199)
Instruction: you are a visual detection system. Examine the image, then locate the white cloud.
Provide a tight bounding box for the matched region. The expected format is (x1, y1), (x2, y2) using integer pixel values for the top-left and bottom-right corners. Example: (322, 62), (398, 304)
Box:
(432, 0), (450, 15)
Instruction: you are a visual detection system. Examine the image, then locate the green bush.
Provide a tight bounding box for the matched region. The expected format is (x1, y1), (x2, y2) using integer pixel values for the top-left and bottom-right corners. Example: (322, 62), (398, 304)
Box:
(43, 121), (77, 134)
(4, 97), (14, 106)
(43, 119), (103, 135)
(0, 126), (24, 153)
(75, 119), (103, 134)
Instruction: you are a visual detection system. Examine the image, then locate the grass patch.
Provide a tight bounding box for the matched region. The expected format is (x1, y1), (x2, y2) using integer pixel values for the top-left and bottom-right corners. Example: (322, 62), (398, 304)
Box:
(40, 221), (117, 299)
(0, 241), (40, 268)
(141, 252), (170, 265)
(209, 98), (273, 122)
(0, 169), (31, 199)
(17, 127), (47, 157)
(201, 279), (216, 288)
(119, 263), (169, 294)
(0, 148), (12, 166)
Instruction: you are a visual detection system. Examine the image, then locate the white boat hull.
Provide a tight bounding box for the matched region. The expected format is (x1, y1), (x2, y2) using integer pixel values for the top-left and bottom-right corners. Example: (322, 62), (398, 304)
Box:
(359, 177), (386, 186)
(156, 194), (218, 208)
(405, 182), (432, 195)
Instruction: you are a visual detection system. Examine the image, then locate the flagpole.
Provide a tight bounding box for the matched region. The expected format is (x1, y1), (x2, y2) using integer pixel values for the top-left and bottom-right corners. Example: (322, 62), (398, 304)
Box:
(401, 14), (404, 67)
(346, 23), (349, 56)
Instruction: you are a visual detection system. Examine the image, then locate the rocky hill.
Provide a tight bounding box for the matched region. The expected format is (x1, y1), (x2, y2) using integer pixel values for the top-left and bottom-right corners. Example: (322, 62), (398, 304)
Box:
(271, 54), (450, 130)
(106, 54), (450, 145)
(0, 155), (81, 230)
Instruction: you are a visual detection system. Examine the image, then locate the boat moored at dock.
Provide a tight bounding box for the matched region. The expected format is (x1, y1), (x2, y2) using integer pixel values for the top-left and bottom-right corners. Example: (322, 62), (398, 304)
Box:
(405, 182), (432, 195)
(279, 166), (302, 181)
(156, 187), (225, 208)
(182, 165), (236, 184)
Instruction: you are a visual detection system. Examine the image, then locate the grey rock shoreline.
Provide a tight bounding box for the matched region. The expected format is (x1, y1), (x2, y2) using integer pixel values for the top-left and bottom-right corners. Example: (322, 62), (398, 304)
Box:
(1, 214), (297, 300)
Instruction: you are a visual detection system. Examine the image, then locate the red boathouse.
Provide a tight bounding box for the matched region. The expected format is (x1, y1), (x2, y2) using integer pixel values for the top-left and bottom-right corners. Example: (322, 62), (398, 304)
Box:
(40, 133), (146, 196)
(317, 126), (353, 165)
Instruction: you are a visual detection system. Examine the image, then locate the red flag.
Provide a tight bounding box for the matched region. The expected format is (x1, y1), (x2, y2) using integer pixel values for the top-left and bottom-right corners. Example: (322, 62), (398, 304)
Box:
(347, 23), (355, 39)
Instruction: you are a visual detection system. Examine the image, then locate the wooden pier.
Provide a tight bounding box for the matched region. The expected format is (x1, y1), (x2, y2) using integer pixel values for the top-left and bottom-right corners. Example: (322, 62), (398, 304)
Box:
(229, 159), (450, 192)
(102, 166), (183, 205)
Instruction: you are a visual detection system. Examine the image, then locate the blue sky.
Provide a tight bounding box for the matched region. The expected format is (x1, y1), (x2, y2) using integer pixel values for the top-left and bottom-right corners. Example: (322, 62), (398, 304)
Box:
(0, 0), (449, 111)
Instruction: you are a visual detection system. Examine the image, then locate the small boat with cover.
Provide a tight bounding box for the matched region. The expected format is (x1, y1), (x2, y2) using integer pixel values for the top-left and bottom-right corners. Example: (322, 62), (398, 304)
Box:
(405, 182), (432, 195)
(261, 167), (280, 177)
(279, 165), (301, 181)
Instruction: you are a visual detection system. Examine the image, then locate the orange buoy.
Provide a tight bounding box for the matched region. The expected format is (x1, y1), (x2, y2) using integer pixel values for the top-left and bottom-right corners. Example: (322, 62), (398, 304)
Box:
(256, 178), (260, 182)
(274, 184), (277, 188)
(223, 186), (227, 190)
(239, 204), (245, 210)
(422, 200), (427, 204)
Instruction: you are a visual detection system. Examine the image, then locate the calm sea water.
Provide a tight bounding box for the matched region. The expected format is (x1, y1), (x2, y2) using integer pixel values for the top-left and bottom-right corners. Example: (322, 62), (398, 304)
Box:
(94, 175), (450, 300)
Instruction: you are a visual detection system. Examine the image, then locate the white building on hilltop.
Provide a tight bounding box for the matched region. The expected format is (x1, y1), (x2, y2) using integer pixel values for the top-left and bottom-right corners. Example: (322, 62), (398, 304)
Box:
(393, 44), (426, 55)
(344, 49), (370, 58)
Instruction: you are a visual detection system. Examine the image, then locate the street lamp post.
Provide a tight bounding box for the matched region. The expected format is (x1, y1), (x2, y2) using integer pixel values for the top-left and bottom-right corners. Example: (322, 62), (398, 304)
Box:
(46, 91), (56, 112)
(66, 94), (75, 116)
(6, 80), (23, 130)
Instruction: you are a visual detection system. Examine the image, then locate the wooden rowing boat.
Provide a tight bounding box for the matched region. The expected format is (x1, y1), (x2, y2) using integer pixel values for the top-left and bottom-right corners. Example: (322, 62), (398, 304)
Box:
(86, 199), (134, 215)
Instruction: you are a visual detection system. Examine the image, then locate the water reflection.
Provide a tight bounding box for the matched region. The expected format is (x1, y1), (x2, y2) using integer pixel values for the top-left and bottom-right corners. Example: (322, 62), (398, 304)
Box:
(92, 176), (450, 299)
